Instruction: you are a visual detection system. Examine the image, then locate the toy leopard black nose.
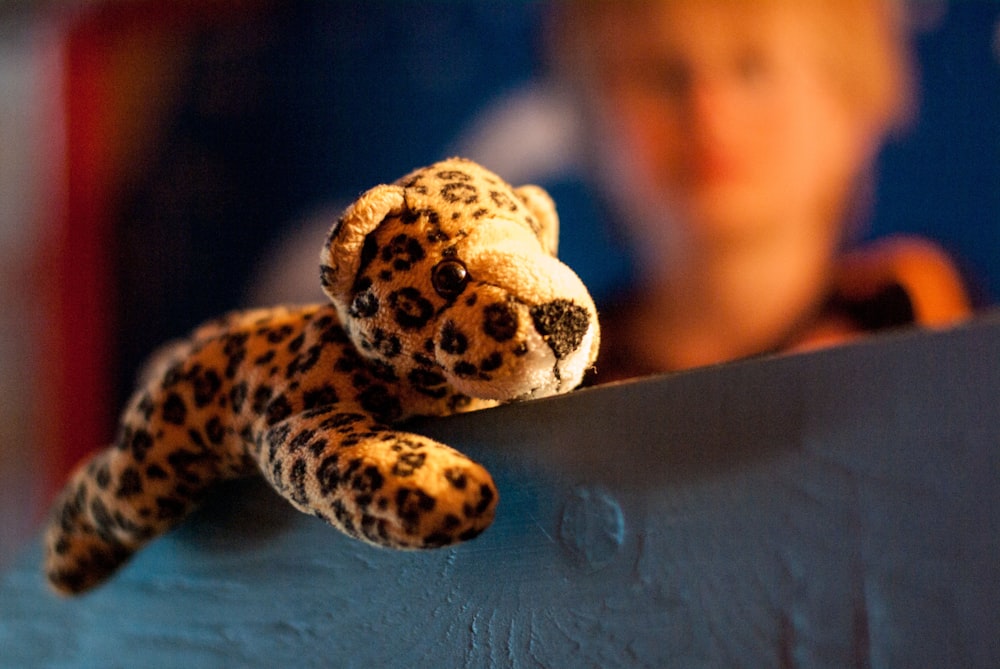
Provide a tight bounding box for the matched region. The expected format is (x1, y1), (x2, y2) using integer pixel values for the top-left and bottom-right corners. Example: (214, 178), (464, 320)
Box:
(530, 299), (591, 359)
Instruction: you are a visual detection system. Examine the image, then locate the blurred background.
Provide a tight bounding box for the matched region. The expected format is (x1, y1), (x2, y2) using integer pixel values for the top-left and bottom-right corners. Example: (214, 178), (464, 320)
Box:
(0, 0), (997, 569)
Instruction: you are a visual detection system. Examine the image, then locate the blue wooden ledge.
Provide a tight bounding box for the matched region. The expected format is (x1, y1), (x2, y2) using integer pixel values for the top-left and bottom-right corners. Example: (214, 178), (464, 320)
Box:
(2, 313), (999, 668)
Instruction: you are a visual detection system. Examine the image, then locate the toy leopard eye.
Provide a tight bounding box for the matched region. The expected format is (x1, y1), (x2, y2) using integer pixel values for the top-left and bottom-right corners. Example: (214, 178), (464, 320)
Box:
(432, 259), (469, 298)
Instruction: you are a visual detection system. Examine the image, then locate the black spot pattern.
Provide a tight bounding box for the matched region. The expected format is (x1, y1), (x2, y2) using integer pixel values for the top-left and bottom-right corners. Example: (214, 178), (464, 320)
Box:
(129, 429), (154, 462)
(489, 189), (518, 212)
(303, 385), (339, 409)
(392, 451), (426, 477)
(350, 290), (379, 319)
(319, 265), (335, 291)
(453, 361), (477, 377)
(266, 324), (294, 344)
(381, 234), (425, 271)
(136, 394), (155, 421)
(145, 464), (168, 480)
(252, 386), (273, 415)
(408, 368), (448, 398)
(205, 417), (225, 445)
(357, 234), (379, 277)
(265, 396), (293, 426)
(286, 344), (323, 378)
(94, 464), (111, 489)
(159, 365), (183, 391)
(192, 367), (222, 408)
(167, 449), (209, 485)
(115, 468), (143, 498)
(358, 385), (402, 423)
(435, 169), (472, 181)
(444, 467), (468, 490)
(289, 458), (309, 505)
(440, 182), (479, 205)
(162, 393), (187, 425)
(319, 412), (367, 433)
(254, 350), (277, 365)
(319, 321), (350, 344)
(396, 487), (436, 533)
(222, 333), (249, 379)
(351, 465), (385, 496)
(371, 329), (402, 358)
(287, 429), (317, 452)
(230, 382), (248, 413)
(483, 302), (518, 342)
(389, 287), (433, 330)
(287, 332), (306, 353)
(479, 352), (503, 372)
(439, 321), (468, 354)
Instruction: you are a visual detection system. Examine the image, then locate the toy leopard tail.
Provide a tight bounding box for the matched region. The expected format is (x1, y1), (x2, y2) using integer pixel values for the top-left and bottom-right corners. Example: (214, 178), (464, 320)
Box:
(45, 450), (184, 594)
(43, 331), (255, 595)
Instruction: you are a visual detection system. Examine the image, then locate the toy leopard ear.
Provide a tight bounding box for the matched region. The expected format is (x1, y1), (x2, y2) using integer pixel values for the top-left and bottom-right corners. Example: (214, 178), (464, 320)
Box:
(515, 184), (559, 257)
(321, 184), (405, 302)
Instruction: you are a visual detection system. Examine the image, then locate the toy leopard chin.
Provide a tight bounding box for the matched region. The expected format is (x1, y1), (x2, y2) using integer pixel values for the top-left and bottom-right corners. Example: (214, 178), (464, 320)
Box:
(44, 157), (600, 595)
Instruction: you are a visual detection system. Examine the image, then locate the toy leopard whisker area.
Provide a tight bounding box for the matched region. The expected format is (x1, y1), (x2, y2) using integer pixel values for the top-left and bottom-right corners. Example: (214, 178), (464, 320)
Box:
(43, 158), (600, 595)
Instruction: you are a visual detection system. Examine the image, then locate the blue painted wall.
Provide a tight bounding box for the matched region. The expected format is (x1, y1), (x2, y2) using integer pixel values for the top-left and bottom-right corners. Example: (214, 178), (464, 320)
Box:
(3, 315), (999, 666)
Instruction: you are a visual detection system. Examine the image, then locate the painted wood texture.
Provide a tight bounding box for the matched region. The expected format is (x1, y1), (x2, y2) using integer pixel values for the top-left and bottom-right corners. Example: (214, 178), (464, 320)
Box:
(2, 313), (999, 668)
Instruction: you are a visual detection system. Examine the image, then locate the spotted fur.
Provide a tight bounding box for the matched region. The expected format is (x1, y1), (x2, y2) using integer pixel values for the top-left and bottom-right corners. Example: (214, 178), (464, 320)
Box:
(44, 158), (600, 594)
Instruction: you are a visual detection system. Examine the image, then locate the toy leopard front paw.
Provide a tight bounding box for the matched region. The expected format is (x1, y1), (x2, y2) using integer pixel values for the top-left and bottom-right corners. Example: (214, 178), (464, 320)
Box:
(260, 414), (497, 548)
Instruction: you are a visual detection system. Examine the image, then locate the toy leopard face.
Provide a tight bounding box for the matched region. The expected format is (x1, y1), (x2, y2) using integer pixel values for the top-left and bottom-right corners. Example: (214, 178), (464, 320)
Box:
(321, 157), (599, 402)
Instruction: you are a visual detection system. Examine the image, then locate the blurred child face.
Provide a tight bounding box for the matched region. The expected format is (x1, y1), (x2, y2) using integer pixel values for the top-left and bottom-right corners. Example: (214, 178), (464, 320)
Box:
(581, 2), (877, 253)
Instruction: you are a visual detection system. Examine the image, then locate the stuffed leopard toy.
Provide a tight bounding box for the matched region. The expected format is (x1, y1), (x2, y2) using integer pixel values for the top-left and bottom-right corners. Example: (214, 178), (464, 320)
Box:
(44, 157), (600, 594)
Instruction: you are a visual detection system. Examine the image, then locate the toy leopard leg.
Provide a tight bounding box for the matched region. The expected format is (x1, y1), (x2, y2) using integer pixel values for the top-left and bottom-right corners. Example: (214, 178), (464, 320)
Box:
(257, 409), (497, 548)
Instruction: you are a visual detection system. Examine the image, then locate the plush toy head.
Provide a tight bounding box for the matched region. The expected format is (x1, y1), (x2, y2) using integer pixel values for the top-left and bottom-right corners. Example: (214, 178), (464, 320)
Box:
(320, 157), (598, 401)
(43, 158), (600, 594)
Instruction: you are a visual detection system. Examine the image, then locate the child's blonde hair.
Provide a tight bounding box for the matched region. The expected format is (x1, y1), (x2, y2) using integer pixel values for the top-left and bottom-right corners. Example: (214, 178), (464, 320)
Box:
(546, 0), (915, 136)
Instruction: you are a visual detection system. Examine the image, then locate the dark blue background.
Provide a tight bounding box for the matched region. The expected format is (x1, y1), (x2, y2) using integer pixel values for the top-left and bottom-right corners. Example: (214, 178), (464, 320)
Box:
(874, 2), (1000, 308)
